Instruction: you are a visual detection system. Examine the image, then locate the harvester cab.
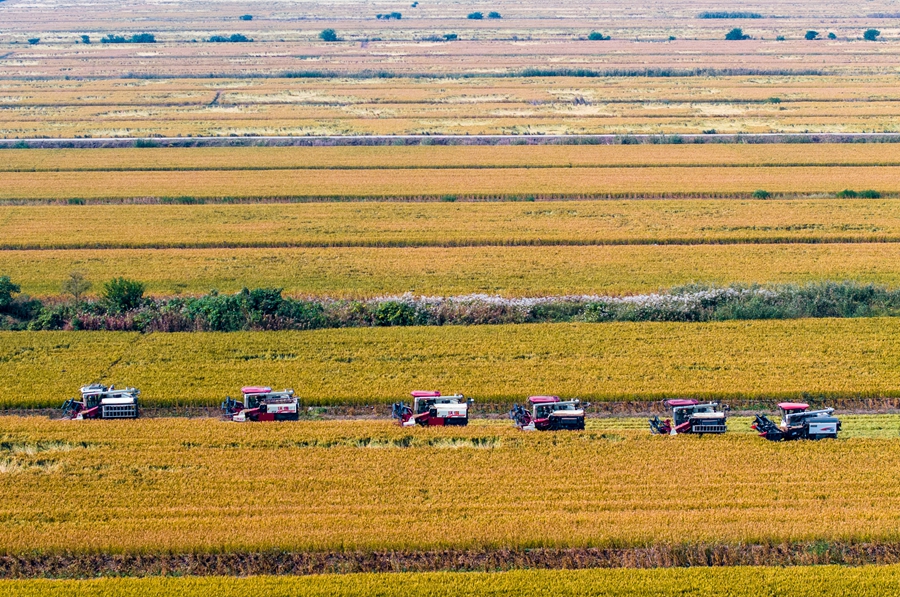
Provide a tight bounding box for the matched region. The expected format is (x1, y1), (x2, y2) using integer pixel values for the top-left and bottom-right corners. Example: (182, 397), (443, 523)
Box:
(391, 391), (473, 426)
(649, 399), (728, 435)
(222, 386), (299, 422)
(61, 384), (140, 420)
(510, 396), (586, 431)
(752, 402), (841, 441)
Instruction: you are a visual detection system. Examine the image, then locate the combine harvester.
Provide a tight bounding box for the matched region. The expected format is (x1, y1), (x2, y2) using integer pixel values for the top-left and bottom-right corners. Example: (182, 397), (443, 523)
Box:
(752, 402), (841, 440)
(510, 396), (586, 431)
(62, 384), (140, 420)
(649, 399), (729, 435)
(391, 391), (473, 426)
(222, 386), (299, 422)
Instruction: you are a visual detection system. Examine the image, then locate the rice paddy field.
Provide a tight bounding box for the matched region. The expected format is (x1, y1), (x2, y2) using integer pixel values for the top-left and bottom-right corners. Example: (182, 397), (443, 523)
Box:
(2, 319), (900, 407)
(4, 568), (900, 597)
(2, 417), (900, 554)
(7, 0), (900, 592)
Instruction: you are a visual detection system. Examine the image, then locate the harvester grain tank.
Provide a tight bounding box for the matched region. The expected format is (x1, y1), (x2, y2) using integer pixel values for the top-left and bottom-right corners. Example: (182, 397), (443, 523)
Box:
(222, 386), (299, 422)
(510, 396), (586, 431)
(391, 391), (473, 426)
(752, 402), (841, 441)
(62, 384), (140, 419)
(648, 399), (728, 435)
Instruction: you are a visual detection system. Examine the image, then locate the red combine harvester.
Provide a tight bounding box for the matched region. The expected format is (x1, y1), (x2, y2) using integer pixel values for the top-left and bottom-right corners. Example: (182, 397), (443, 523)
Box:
(61, 384), (140, 420)
(510, 396), (586, 431)
(221, 387), (299, 422)
(752, 402), (841, 441)
(391, 391), (473, 426)
(649, 399), (728, 435)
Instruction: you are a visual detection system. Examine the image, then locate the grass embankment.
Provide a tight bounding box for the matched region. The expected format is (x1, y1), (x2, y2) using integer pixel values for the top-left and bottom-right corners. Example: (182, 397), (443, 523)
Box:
(2, 319), (899, 407)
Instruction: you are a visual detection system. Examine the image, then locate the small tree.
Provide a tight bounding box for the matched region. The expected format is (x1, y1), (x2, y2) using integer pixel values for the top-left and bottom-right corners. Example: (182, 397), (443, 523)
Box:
(588, 31), (610, 40)
(0, 276), (20, 312)
(62, 271), (92, 302)
(319, 28), (338, 42)
(805, 30), (818, 40)
(827, 32), (837, 40)
(752, 189), (771, 199)
(487, 11), (501, 18)
(864, 28), (880, 41)
(80, 34), (91, 44)
(28, 38), (40, 45)
(725, 28), (750, 40)
(239, 14), (253, 20)
(467, 11), (483, 19)
(102, 278), (144, 313)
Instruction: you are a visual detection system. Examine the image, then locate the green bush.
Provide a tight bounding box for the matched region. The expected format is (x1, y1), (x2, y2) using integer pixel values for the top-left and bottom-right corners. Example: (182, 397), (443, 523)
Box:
(0, 276), (20, 312)
(467, 12), (483, 19)
(828, 32), (837, 40)
(725, 28), (750, 40)
(858, 189), (881, 198)
(752, 189), (771, 199)
(805, 30), (819, 40)
(836, 189), (858, 198)
(588, 31), (610, 40)
(864, 29), (880, 41)
(319, 28), (338, 42)
(209, 34), (252, 42)
(239, 14), (253, 20)
(487, 11), (501, 18)
(102, 278), (145, 314)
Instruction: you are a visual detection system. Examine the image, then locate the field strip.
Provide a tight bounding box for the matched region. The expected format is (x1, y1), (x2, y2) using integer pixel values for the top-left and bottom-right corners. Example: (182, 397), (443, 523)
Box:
(2, 419), (900, 554)
(4, 244), (900, 298)
(4, 167), (900, 200)
(1, 201), (898, 250)
(2, 320), (899, 407)
(11, 144), (900, 171)
(4, 566), (900, 593)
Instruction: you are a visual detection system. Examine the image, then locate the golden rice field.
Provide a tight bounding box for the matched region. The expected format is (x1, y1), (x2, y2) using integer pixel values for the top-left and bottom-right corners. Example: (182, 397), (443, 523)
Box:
(3, 417), (900, 553)
(4, 166), (900, 200)
(2, 200), (897, 249)
(12, 145), (900, 172)
(2, 319), (899, 407)
(5, 243), (900, 298)
(3, 567), (900, 597)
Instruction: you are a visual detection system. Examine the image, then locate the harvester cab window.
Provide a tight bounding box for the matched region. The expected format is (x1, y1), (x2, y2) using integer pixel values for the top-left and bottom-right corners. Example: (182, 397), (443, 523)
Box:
(85, 393), (101, 408)
(246, 394), (260, 408)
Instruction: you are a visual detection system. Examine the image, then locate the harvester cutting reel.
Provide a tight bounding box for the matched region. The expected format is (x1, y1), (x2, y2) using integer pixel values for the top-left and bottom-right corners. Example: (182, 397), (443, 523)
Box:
(509, 403), (535, 431)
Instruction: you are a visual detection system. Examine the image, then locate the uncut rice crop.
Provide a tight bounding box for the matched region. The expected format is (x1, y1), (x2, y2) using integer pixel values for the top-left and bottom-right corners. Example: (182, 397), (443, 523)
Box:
(2, 319), (899, 408)
(10, 144), (900, 172)
(3, 566), (900, 597)
(2, 418), (900, 553)
(4, 243), (900, 298)
(1, 200), (898, 250)
(4, 166), (900, 200)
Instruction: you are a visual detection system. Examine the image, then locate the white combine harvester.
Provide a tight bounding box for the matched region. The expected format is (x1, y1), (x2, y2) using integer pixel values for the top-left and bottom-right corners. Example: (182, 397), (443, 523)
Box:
(221, 386), (299, 422)
(391, 391), (473, 426)
(61, 384), (140, 420)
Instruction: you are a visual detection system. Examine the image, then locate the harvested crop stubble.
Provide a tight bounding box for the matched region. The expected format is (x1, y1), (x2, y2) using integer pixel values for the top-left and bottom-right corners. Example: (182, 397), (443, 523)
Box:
(4, 167), (900, 200)
(1, 319), (900, 407)
(4, 567), (900, 596)
(3, 418), (900, 553)
(2, 200), (899, 249)
(6, 244), (900, 298)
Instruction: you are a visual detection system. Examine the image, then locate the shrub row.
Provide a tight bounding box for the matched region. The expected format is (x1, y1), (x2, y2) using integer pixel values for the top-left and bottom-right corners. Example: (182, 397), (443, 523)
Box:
(1, 279), (899, 332)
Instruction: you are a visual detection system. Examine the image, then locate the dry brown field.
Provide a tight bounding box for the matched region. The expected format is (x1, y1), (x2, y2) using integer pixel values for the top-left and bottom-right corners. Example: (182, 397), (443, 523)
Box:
(4, 76), (900, 137)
